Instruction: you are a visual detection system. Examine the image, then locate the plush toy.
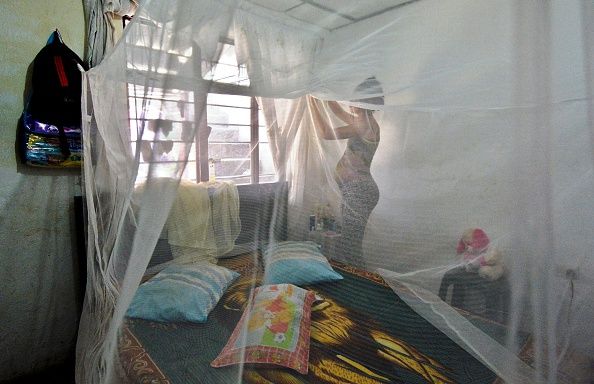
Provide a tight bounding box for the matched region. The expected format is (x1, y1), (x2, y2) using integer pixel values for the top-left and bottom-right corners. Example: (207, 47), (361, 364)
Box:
(456, 228), (505, 281)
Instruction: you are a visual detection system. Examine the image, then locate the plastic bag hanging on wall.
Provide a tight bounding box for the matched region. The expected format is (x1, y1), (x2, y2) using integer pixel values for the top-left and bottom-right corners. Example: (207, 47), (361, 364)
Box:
(19, 29), (87, 168)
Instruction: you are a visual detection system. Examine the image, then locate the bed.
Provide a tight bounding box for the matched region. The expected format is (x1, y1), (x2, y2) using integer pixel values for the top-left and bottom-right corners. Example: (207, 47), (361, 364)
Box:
(119, 251), (519, 384)
(115, 181), (535, 384)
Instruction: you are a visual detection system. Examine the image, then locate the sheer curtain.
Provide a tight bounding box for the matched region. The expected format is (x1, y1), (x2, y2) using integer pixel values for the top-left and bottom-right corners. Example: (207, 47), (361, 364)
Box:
(258, 96), (344, 241)
(83, 0), (138, 67)
(76, 0), (594, 383)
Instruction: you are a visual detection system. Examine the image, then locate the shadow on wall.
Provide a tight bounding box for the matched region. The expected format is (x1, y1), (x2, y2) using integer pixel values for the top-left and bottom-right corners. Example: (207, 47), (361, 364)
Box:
(1, 131), (83, 379)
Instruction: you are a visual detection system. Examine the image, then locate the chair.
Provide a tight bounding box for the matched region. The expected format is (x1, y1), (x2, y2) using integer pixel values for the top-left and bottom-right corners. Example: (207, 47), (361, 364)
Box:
(438, 266), (510, 323)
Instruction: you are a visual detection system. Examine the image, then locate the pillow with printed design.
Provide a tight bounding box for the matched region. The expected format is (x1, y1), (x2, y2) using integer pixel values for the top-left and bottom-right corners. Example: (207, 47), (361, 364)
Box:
(126, 263), (239, 323)
(211, 284), (315, 374)
(263, 241), (343, 285)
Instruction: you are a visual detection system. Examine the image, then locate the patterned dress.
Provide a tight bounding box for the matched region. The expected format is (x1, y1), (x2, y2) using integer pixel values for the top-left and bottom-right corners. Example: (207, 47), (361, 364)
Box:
(335, 133), (379, 267)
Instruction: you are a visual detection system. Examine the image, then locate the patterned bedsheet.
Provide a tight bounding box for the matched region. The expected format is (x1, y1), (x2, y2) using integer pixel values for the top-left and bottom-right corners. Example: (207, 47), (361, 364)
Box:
(119, 253), (508, 384)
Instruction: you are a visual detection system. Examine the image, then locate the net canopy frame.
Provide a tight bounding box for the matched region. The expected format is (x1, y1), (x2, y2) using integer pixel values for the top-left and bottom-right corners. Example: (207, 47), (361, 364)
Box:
(77, 0), (594, 383)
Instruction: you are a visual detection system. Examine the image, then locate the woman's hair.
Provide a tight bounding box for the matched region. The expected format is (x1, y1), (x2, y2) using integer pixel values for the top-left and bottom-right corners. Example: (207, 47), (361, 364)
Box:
(354, 76), (384, 106)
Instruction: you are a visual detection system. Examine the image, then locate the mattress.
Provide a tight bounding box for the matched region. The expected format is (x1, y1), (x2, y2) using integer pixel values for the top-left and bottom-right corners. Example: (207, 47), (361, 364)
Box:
(119, 253), (513, 384)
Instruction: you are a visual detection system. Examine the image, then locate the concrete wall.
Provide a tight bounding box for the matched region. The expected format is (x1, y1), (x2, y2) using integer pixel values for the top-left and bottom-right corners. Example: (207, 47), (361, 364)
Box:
(0, 1), (85, 381)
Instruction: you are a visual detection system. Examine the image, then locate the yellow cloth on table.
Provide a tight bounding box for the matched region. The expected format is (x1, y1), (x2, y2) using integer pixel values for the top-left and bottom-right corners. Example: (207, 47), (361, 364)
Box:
(167, 180), (214, 249)
(210, 181), (241, 256)
(167, 180), (240, 263)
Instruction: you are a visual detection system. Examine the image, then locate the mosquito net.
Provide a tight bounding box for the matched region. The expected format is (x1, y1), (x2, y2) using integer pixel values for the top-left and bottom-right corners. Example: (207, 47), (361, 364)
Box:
(77, 0), (594, 383)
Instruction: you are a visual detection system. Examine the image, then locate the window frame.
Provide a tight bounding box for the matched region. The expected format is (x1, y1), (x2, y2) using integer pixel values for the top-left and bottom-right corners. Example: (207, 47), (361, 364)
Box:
(195, 85), (262, 184)
(126, 33), (273, 185)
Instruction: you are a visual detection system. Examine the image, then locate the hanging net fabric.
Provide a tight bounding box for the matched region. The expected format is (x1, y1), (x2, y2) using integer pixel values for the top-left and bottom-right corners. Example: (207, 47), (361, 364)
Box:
(77, 0), (594, 383)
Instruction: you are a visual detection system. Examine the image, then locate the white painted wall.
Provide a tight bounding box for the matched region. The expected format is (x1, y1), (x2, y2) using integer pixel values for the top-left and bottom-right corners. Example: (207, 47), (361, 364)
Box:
(0, 1), (85, 380)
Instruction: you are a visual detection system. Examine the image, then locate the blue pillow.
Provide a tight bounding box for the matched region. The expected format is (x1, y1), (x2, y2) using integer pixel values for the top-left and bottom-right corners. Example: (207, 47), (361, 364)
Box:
(263, 241), (343, 285)
(127, 263), (239, 323)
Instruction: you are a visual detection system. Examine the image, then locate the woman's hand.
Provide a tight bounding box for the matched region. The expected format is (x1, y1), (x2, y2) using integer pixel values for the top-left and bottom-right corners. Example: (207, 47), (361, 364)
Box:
(327, 101), (355, 124)
(308, 96), (334, 139)
(308, 96), (376, 140)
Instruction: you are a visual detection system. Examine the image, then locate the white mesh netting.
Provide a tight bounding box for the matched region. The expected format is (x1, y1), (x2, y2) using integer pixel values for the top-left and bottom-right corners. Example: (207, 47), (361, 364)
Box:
(77, 0), (594, 383)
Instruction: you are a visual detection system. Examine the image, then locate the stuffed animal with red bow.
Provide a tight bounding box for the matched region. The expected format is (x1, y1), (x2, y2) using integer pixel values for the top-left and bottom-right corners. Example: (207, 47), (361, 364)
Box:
(457, 228), (505, 281)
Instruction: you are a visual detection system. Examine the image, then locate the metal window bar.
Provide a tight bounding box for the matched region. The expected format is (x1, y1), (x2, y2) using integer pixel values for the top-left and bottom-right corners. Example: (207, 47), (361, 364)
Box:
(126, 40), (268, 185)
(251, 97), (259, 184)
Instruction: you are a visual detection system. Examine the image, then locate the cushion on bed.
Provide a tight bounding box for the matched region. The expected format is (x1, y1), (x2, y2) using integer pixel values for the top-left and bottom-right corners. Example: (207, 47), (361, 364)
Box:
(211, 284), (315, 374)
(126, 263), (239, 323)
(263, 241), (343, 285)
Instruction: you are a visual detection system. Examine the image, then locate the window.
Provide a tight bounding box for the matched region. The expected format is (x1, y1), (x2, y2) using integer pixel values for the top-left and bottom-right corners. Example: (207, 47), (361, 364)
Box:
(207, 93), (276, 184)
(128, 35), (276, 185)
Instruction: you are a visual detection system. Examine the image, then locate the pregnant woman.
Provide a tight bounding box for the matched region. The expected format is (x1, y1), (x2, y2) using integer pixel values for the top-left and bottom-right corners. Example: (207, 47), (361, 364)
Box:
(309, 77), (383, 266)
